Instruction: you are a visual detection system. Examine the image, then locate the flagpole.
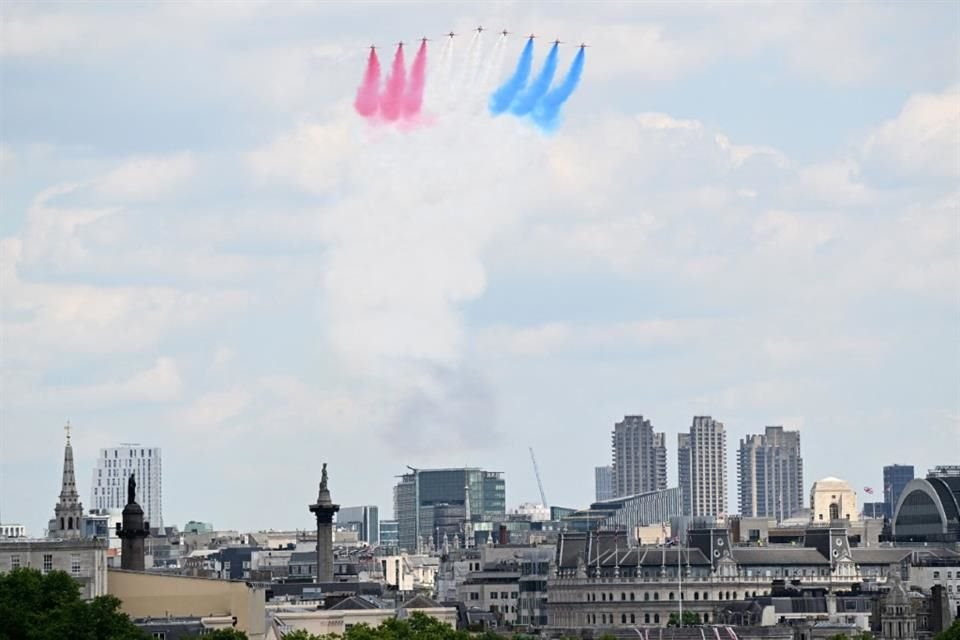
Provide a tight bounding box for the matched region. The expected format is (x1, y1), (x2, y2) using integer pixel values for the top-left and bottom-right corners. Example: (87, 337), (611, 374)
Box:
(678, 539), (683, 625)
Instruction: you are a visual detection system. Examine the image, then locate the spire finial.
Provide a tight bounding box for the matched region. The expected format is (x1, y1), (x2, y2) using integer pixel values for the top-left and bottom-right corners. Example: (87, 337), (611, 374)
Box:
(64, 420), (71, 442)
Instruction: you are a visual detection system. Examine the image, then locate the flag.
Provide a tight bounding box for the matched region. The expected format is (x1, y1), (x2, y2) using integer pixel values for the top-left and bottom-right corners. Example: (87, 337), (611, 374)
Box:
(864, 486), (875, 494)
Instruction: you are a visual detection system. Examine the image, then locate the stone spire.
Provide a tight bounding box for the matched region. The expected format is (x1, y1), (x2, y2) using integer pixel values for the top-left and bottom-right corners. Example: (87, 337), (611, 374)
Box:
(52, 421), (84, 539)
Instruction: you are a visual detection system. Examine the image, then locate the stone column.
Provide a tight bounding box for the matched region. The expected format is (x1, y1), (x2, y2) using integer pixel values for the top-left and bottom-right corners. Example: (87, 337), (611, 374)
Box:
(116, 502), (150, 571)
(308, 463), (339, 584)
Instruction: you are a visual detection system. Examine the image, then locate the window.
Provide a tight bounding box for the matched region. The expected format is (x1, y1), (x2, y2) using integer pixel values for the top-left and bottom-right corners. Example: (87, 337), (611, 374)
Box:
(470, 592), (479, 600)
(10, 555), (20, 569)
(601, 592), (606, 601)
(654, 592), (659, 601)
(152, 634), (166, 640)
(491, 591), (498, 599)
(645, 592), (650, 601)
(43, 554), (53, 574)
(622, 614), (627, 623)
(630, 592), (635, 601)
(631, 614), (636, 624)
(501, 591), (508, 599)
(511, 591), (517, 598)
(654, 614), (660, 624)
(934, 571), (941, 579)
(71, 554), (81, 576)
(622, 592), (626, 601)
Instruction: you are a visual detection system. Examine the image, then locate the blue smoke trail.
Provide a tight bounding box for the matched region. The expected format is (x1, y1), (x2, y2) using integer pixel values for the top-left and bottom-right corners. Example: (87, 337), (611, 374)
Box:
(510, 42), (559, 116)
(489, 37), (534, 116)
(531, 46), (586, 132)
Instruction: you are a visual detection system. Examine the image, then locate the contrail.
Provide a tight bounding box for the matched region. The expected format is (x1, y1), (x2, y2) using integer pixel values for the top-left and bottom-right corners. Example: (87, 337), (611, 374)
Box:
(354, 48), (381, 118)
(379, 44), (407, 122)
(402, 40), (428, 119)
(531, 46), (586, 132)
(479, 33), (507, 92)
(510, 42), (559, 116)
(489, 37), (534, 116)
(452, 30), (481, 105)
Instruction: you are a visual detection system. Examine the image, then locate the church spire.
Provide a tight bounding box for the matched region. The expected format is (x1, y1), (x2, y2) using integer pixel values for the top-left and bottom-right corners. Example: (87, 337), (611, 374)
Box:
(52, 421), (84, 538)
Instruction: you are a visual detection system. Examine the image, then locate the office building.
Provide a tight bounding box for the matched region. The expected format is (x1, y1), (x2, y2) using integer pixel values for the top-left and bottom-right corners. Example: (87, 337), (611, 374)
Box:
(678, 416), (727, 517)
(338, 505), (379, 544)
(891, 467), (960, 543)
(393, 468), (506, 552)
(737, 426), (804, 521)
(91, 445), (163, 530)
(379, 520), (399, 551)
(594, 466), (614, 502)
(611, 415), (666, 499)
(884, 464), (915, 519)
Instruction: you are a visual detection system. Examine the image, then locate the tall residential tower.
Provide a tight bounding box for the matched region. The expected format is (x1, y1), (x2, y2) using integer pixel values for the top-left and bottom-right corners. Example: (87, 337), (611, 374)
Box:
(737, 426), (804, 521)
(91, 445), (162, 530)
(611, 415), (666, 498)
(678, 416), (727, 517)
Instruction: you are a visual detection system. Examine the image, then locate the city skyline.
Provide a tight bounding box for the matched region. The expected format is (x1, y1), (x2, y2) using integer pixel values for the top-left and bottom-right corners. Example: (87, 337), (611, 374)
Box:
(1, 2), (957, 536)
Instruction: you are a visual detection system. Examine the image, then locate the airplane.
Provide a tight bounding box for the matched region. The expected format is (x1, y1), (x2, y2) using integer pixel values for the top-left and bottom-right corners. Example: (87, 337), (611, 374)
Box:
(500, 29), (509, 37)
(396, 41), (404, 48)
(526, 33), (537, 39)
(368, 45), (377, 52)
(475, 25), (484, 33)
(551, 39), (564, 46)
(420, 36), (431, 43)
(578, 43), (591, 49)
(444, 31), (457, 38)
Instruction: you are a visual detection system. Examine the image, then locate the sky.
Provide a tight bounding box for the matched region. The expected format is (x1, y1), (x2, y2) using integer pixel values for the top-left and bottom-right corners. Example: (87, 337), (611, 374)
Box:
(1, 1), (958, 536)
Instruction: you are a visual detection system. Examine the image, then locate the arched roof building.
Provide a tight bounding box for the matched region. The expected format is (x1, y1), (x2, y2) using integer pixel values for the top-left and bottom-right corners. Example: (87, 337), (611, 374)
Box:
(891, 474), (960, 543)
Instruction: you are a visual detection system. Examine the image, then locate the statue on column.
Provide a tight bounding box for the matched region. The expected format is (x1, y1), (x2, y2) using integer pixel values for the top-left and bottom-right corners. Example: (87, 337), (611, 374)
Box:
(319, 463), (328, 491)
(127, 473), (136, 505)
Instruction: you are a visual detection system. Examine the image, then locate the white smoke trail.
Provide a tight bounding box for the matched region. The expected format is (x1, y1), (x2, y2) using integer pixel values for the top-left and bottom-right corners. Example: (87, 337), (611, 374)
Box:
(425, 35), (453, 111)
(479, 34), (506, 92)
(450, 30), (481, 110)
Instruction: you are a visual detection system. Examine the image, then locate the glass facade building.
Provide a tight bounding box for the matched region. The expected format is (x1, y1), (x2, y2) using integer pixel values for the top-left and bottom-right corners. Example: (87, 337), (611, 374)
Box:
(883, 464), (915, 519)
(337, 505), (379, 544)
(393, 468), (506, 552)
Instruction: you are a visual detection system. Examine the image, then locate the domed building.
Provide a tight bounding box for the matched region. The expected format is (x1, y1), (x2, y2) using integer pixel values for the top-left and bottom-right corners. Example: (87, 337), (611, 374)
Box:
(809, 477), (859, 523)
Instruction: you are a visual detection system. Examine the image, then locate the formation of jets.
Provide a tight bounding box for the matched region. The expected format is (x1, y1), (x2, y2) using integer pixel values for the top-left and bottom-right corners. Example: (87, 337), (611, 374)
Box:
(368, 28), (589, 50)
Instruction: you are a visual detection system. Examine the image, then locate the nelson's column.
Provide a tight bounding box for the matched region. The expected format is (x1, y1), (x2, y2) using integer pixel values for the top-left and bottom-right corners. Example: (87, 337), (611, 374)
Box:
(308, 463), (339, 583)
(116, 473), (150, 571)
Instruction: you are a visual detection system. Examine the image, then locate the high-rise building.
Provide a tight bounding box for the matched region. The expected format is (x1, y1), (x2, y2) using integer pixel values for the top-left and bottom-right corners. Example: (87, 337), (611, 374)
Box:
(678, 416), (727, 517)
(338, 505), (379, 544)
(883, 464), (915, 518)
(611, 415), (666, 498)
(737, 426), (804, 521)
(91, 445), (162, 530)
(594, 466), (614, 502)
(393, 468), (505, 552)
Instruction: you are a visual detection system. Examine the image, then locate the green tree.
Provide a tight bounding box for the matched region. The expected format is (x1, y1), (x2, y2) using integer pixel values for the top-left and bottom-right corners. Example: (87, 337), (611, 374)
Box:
(935, 620), (960, 640)
(667, 612), (701, 627)
(0, 567), (145, 640)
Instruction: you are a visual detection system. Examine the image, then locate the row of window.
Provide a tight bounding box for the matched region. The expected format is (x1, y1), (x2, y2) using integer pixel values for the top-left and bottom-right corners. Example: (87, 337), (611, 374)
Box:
(588, 612), (711, 625)
(9, 554), (81, 576)
(587, 590), (760, 602)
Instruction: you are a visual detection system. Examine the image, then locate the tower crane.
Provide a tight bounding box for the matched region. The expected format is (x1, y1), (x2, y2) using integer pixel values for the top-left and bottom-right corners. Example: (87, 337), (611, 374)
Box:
(528, 447), (549, 508)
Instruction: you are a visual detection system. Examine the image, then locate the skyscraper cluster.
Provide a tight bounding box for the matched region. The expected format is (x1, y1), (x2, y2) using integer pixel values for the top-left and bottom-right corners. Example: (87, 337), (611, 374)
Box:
(599, 415), (806, 520)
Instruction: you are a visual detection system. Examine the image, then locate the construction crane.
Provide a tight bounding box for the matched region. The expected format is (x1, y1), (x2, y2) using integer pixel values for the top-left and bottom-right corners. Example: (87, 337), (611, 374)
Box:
(528, 447), (548, 508)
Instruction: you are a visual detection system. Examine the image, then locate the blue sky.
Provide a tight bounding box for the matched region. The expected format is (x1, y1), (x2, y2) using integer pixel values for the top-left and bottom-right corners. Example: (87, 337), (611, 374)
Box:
(1, 1), (958, 534)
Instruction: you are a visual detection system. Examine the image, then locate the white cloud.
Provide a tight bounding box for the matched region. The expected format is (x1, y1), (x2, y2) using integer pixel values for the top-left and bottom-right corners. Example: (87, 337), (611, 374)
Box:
(863, 87), (960, 179)
(96, 152), (196, 200)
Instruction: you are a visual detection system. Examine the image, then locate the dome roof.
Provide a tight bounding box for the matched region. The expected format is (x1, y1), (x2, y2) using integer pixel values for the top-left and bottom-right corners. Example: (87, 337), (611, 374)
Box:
(811, 477), (853, 490)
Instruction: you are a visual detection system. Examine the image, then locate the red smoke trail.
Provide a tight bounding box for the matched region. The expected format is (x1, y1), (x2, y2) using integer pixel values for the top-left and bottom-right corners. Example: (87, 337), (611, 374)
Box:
(379, 44), (407, 121)
(354, 48), (381, 118)
(402, 40), (428, 119)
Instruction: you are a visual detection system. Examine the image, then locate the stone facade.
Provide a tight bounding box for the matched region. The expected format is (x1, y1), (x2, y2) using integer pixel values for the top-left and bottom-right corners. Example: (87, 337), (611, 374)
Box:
(0, 537), (108, 599)
(810, 477), (859, 523)
(546, 529), (906, 632)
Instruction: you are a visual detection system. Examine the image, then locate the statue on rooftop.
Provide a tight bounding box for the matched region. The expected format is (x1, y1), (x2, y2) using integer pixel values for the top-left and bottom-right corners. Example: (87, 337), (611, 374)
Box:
(127, 473), (136, 506)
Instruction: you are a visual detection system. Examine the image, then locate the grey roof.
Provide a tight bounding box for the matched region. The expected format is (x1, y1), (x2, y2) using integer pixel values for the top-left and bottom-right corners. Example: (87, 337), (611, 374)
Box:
(849, 548), (912, 564)
(402, 594), (441, 609)
(289, 551), (315, 564)
(731, 548), (829, 565)
(328, 595), (384, 610)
